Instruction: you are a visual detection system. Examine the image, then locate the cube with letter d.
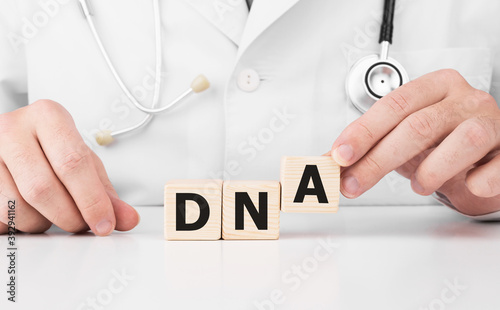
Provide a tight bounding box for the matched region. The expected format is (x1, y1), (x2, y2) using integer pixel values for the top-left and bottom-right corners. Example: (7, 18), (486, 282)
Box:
(222, 181), (280, 240)
(164, 179), (222, 240)
(281, 156), (340, 213)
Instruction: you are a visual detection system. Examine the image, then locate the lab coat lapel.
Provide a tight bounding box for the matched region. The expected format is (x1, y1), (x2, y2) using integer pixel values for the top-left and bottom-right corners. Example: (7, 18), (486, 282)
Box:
(185, 0), (248, 46)
(236, 0), (301, 60)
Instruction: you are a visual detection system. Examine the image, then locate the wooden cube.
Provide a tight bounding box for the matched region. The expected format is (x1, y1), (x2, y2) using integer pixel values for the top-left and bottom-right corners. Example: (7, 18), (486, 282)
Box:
(222, 181), (280, 240)
(164, 179), (222, 240)
(281, 156), (340, 213)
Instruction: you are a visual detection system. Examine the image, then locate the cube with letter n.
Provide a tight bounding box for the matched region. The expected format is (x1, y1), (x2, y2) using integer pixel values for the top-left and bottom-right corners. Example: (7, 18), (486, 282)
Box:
(164, 179), (222, 240)
(281, 156), (340, 213)
(222, 180), (280, 240)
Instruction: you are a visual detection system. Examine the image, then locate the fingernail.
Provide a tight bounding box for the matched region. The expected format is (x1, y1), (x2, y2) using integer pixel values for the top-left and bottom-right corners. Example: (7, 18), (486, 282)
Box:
(95, 220), (113, 236)
(342, 176), (359, 197)
(332, 144), (354, 166)
(412, 177), (425, 194)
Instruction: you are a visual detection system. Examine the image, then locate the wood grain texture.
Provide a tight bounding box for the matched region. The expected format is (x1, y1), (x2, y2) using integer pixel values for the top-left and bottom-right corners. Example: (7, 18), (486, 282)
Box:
(222, 180), (280, 240)
(280, 156), (340, 213)
(164, 179), (222, 240)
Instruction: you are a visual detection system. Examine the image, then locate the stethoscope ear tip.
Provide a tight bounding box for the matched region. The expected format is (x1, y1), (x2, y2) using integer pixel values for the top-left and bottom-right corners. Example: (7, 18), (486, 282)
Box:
(96, 130), (114, 146)
(191, 75), (210, 93)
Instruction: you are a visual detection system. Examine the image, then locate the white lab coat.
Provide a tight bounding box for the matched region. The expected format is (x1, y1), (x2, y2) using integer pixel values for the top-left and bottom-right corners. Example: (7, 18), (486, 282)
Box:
(1, 0), (499, 207)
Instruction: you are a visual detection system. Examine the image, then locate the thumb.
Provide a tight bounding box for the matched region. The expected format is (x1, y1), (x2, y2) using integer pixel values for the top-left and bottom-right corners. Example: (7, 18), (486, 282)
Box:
(90, 151), (140, 231)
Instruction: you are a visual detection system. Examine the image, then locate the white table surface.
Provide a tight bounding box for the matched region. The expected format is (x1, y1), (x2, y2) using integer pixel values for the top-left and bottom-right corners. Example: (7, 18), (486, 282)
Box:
(2, 205), (500, 310)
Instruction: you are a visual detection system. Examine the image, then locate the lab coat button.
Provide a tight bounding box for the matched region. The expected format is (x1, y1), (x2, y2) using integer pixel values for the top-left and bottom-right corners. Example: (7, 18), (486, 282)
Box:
(237, 69), (260, 92)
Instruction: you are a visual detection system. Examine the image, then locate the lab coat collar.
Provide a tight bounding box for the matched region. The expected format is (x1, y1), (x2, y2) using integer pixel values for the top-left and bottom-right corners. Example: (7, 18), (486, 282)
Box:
(236, 0), (301, 60)
(186, 0), (301, 58)
(185, 0), (249, 46)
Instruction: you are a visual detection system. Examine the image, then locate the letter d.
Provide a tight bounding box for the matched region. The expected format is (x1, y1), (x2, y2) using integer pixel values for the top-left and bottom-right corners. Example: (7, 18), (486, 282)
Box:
(176, 193), (210, 231)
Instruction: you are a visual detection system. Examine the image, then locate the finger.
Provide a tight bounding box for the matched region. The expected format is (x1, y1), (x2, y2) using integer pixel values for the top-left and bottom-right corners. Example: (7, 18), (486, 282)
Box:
(332, 69), (466, 166)
(397, 149), (500, 215)
(0, 124), (88, 233)
(412, 117), (499, 196)
(0, 222), (7, 234)
(394, 149), (434, 179)
(340, 101), (460, 198)
(90, 151), (140, 231)
(466, 153), (500, 198)
(30, 100), (116, 236)
(437, 167), (500, 216)
(0, 161), (52, 233)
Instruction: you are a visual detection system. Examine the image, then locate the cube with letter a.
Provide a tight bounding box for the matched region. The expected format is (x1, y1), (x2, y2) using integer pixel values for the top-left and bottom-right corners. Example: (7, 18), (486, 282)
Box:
(222, 180), (280, 240)
(164, 179), (222, 240)
(281, 156), (340, 213)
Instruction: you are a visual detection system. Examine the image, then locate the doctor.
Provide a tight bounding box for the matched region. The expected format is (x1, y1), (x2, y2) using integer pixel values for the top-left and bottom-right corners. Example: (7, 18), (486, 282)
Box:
(1, 0), (500, 236)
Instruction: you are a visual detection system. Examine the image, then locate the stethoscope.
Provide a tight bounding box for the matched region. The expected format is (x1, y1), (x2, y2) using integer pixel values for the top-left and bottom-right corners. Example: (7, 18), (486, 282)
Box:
(78, 0), (210, 146)
(79, 0), (407, 146)
(346, 0), (408, 113)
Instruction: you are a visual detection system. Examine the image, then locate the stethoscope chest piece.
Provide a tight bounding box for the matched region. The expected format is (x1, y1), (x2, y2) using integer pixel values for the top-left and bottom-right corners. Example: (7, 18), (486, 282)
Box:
(346, 52), (408, 113)
(345, 0), (408, 114)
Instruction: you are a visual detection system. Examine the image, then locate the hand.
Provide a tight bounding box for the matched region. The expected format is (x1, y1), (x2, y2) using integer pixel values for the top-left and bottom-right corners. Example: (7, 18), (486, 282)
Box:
(331, 69), (500, 216)
(0, 100), (139, 235)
